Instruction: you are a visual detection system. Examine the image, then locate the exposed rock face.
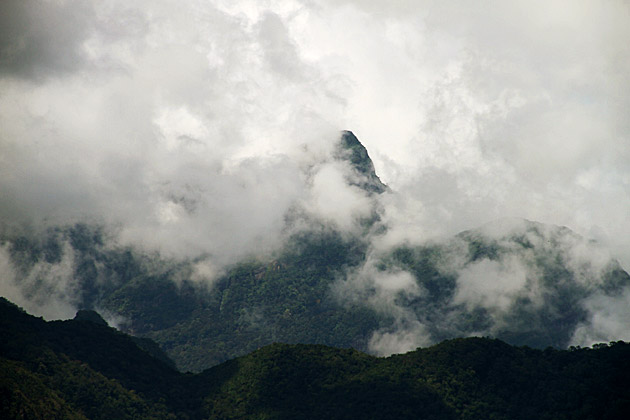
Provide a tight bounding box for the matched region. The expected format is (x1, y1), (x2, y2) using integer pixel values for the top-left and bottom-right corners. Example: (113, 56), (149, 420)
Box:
(336, 130), (388, 194)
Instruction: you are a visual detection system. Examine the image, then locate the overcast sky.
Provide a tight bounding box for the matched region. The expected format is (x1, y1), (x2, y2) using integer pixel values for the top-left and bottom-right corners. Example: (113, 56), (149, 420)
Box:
(1, 0), (629, 268)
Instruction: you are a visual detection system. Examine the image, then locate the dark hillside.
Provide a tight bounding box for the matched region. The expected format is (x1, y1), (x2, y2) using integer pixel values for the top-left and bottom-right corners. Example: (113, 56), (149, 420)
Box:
(2, 298), (629, 419)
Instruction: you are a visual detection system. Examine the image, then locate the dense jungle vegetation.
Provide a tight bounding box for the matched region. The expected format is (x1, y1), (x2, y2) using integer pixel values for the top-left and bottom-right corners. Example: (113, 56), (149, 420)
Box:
(2, 297), (629, 420)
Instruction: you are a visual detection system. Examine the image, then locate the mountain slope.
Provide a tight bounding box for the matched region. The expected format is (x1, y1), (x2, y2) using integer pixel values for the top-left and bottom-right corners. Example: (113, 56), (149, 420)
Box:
(336, 130), (388, 194)
(358, 218), (630, 353)
(0, 298), (177, 419)
(2, 205), (629, 373)
(2, 298), (629, 420)
(1, 133), (629, 372)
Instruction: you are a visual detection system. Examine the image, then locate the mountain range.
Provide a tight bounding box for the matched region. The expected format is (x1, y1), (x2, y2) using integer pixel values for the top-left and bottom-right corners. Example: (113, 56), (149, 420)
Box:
(1, 132), (628, 374)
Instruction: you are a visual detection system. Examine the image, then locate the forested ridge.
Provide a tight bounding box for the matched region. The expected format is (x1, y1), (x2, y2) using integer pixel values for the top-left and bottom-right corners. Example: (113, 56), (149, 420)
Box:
(5, 216), (628, 373)
(2, 297), (629, 419)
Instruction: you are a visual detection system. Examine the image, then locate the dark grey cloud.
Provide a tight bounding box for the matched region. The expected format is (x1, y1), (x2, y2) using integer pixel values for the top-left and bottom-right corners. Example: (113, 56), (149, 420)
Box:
(0, 0), (96, 79)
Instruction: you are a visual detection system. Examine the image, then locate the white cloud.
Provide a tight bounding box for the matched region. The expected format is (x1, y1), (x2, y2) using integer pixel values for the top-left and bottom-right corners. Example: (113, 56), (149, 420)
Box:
(302, 161), (373, 231)
(571, 287), (630, 346)
(0, 243), (78, 320)
(333, 254), (429, 354)
(368, 320), (431, 356)
(293, 0), (630, 267)
(454, 256), (529, 312)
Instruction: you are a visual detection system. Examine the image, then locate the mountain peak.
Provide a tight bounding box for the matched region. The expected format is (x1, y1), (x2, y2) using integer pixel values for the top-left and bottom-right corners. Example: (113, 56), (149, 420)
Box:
(336, 130), (388, 194)
(74, 309), (108, 326)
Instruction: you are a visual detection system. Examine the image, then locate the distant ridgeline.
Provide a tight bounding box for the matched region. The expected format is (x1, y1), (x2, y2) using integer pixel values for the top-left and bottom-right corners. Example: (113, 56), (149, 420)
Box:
(1, 131), (629, 373)
(1, 297), (629, 420)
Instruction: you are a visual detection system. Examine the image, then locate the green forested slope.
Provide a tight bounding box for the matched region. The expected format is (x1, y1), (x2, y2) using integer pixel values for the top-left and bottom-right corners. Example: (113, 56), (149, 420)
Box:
(1, 297), (629, 420)
(0, 298), (186, 419)
(3, 217), (629, 373)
